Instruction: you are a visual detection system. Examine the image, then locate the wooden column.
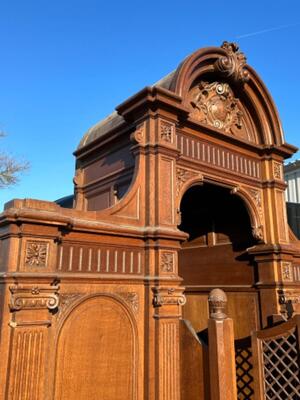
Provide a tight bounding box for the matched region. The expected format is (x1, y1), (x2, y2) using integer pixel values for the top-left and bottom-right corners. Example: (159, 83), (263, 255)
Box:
(153, 286), (186, 400)
(208, 288), (237, 400)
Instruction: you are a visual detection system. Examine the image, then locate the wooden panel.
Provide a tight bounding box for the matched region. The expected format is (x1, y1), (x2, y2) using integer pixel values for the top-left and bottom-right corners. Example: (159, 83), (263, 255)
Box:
(183, 292), (260, 339)
(180, 320), (209, 400)
(54, 296), (137, 400)
(159, 157), (174, 225)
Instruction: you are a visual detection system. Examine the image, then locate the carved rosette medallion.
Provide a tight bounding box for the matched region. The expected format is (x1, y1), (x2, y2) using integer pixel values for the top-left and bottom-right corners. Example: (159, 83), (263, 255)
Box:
(117, 292), (139, 314)
(273, 162), (282, 180)
(188, 81), (244, 135)
(281, 261), (293, 282)
(160, 252), (175, 273)
(152, 287), (186, 307)
(214, 41), (249, 85)
(176, 167), (200, 196)
(9, 285), (59, 311)
(25, 241), (49, 267)
(160, 120), (174, 143)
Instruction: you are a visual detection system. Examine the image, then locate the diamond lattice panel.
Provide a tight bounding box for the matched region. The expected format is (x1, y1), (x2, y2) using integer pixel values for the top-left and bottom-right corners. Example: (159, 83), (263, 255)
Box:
(262, 330), (300, 399)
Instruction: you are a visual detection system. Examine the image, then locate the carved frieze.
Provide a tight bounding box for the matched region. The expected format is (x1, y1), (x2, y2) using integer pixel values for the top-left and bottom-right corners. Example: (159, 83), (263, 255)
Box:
(160, 252), (175, 273)
(214, 41), (249, 85)
(188, 81), (245, 136)
(25, 241), (49, 268)
(152, 287), (186, 307)
(9, 285), (59, 311)
(176, 167), (201, 196)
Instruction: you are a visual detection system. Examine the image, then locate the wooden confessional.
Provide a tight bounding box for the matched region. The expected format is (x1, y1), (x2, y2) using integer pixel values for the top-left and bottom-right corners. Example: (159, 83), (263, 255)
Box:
(0, 41), (300, 400)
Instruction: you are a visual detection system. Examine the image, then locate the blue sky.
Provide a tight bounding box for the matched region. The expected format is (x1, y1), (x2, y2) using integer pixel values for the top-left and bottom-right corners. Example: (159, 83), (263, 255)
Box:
(0, 0), (299, 208)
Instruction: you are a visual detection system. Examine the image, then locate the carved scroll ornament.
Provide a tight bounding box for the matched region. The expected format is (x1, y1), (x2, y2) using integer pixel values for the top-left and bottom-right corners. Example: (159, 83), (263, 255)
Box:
(9, 285), (59, 311)
(152, 287), (186, 307)
(214, 41), (249, 85)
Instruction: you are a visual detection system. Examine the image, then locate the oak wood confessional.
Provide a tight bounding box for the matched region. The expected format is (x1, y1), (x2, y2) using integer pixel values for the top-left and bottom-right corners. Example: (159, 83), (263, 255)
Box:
(0, 41), (299, 400)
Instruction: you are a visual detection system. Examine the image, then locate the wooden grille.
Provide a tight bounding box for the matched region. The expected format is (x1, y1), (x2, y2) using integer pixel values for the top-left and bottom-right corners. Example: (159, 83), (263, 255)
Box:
(252, 316), (300, 400)
(262, 329), (300, 399)
(235, 337), (254, 400)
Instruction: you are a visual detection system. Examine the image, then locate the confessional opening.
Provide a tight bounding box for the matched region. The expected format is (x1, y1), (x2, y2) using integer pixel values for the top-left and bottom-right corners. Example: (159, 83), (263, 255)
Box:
(178, 183), (257, 287)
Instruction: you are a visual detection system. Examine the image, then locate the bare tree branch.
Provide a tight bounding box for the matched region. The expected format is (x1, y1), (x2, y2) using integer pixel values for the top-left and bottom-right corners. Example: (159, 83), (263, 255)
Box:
(0, 134), (29, 188)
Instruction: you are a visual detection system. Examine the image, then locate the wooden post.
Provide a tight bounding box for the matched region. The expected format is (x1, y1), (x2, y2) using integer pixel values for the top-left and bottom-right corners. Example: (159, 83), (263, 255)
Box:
(208, 288), (237, 400)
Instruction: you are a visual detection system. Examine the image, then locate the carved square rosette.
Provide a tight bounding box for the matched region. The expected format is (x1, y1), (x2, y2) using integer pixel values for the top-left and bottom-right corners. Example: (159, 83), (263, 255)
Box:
(160, 251), (176, 274)
(159, 119), (175, 145)
(24, 240), (49, 268)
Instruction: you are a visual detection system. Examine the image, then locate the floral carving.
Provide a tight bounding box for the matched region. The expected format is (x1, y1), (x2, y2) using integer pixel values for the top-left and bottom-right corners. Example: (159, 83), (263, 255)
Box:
(281, 261), (293, 282)
(160, 252), (174, 273)
(214, 41), (249, 85)
(56, 293), (82, 322)
(273, 162), (282, 180)
(176, 167), (200, 196)
(117, 292), (139, 313)
(25, 241), (48, 267)
(188, 81), (244, 135)
(252, 225), (264, 242)
(9, 285), (59, 311)
(160, 121), (173, 143)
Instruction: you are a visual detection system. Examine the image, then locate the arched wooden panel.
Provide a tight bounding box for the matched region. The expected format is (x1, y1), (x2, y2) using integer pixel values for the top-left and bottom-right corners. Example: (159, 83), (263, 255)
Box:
(54, 295), (137, 400)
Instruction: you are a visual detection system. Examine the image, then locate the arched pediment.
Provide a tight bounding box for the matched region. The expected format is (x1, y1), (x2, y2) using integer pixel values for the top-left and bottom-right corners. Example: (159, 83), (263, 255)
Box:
(164, 42), (284, 146)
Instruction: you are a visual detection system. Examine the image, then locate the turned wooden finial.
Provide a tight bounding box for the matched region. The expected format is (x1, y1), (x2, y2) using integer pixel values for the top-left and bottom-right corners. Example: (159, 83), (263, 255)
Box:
(208, 288), (227, 320)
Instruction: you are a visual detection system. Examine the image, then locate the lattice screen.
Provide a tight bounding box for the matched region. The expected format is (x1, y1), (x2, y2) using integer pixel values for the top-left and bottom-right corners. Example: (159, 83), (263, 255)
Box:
(262, 328), (300, 399)
(235, 338), (254, 400)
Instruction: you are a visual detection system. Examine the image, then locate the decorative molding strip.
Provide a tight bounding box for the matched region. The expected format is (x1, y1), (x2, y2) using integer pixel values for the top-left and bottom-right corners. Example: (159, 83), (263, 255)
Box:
(176, 167), (201, 196)
(117, 292), (139, 314)
(160, 252), (175, 273)
(9, 285), (59, 311)
(176, 132), (261, 180)
(25, 241), (49, 268)
(152, 287), (186, 307)
(57, 244), (143, 275)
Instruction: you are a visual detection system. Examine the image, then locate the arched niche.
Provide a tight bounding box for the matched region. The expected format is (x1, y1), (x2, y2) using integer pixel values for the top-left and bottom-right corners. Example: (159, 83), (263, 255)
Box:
(178, 182), (258, 287)
(53, 295), (138, 400)
(178, 182), (262, 340)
